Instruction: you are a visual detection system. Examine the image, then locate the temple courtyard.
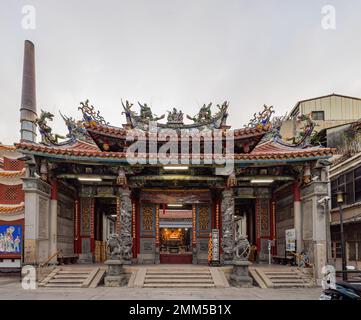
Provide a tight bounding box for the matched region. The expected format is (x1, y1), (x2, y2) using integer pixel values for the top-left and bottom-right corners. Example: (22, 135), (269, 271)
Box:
(0, 276), (322, 300)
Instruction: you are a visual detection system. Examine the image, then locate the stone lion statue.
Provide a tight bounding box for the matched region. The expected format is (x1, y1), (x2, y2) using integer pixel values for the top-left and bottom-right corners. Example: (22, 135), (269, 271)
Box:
(107, 234), (122, 260)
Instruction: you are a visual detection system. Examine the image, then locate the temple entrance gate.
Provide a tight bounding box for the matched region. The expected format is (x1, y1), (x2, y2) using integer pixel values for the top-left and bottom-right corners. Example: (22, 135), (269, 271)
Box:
(137, 190), (213, 264)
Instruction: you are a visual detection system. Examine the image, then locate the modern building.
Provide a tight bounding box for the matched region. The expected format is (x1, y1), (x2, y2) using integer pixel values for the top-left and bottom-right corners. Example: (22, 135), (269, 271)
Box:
(14, 41), (335, 283)
(329, 122), (361, 271)
(280, 93), (361, 141)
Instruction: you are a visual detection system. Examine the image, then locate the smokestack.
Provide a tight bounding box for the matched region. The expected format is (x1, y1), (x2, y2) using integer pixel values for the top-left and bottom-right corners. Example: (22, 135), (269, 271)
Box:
(20, 40), (37, 142)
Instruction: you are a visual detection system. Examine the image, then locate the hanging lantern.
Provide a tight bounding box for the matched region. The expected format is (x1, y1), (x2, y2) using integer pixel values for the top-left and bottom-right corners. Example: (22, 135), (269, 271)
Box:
(227, 171), (237, 188)
(303, 163), (311, 184)
(40, 160), (48, 181)
(116, 168), (127, 186)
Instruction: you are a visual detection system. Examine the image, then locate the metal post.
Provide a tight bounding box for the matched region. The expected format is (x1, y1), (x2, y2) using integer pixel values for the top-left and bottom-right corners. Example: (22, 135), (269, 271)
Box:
(339, 204), (347, 281)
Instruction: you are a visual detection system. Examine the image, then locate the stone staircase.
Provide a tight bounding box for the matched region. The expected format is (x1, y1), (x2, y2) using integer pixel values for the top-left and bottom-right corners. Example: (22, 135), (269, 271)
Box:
(250, 267), (314, 288)
(38, 267), (105, 288)
(131, 267), (229, 288)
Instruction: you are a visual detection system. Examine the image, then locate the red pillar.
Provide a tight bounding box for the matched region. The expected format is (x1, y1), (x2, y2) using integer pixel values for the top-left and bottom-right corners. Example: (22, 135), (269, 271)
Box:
(270, 198), (277, 255)
(50, 179), (58, 200)
(137, 199), (140, 255)
(255, 199), (261, 250)
(217, 194), (222, 255)
(90, 199), (95, 253)
(132, 196), (137, 258)
(293, 181), (301, 202)
(74, 198), (81, 254)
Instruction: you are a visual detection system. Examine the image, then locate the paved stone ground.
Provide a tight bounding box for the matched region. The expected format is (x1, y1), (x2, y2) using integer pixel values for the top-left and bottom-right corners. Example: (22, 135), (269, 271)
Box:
(0, 277), (322, 300)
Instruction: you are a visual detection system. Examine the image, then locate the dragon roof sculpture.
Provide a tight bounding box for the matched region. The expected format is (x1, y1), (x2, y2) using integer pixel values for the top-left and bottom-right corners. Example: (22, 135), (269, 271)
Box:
(122, 100), (229, 131)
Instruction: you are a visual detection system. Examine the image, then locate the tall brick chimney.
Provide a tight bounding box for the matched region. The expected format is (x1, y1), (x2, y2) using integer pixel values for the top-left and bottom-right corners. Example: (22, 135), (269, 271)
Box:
(20, 40), (37, 142)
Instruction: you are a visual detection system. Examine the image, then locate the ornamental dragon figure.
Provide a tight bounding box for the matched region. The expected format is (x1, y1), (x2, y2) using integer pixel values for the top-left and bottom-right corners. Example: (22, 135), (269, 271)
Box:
(121, 99), (228, 130)
(233, 233), (251, 261)
(36, 110), (66, 145)
(274, 113), (318, 148)
(187, 103), (212, 123)
(138, 102), (165, 122)
(59, 111), (93, 143)
(245, 104), (275, 129)
(78, 99), (109, 125)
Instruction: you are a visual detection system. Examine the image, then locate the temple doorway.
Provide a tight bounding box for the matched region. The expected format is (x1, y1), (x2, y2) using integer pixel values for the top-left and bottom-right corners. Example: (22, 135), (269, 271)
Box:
(159, 204), (193, 264)
(235, 199), (257, 260)
(93, 198), (117, 263)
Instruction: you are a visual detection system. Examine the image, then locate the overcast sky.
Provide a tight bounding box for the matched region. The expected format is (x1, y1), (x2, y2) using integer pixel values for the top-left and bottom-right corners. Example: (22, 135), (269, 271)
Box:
(1, 0), (361, 144)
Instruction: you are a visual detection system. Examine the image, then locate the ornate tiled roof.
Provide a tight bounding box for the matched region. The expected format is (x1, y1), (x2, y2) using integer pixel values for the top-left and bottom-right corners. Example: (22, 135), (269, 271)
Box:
(15, 138), (333, 162)
(85, 122), (268, 139)
(246, 140), (334, 159)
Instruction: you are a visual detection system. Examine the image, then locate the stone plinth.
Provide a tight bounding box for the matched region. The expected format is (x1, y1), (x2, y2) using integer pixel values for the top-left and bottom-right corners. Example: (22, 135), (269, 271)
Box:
(230, 259), (253, 288)
(104, 259), (127, 287)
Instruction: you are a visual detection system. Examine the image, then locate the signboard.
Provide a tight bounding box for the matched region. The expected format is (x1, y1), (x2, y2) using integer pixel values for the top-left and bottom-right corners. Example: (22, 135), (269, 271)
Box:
(285, 228), (296, 252)
(211, 229), (219, 261)
(0, 225), (22, 255)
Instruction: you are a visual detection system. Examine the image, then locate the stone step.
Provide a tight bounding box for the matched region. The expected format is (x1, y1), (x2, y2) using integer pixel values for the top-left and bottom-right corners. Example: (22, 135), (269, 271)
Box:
(58, 270), (91, 274)
(143, 283), (215, 288)
(266, 274), (303, 279)
(264, 272), (297, 276)
(44, 283), (83, 288)
(270, 278), (305, 283)
(145, 275), (212, 279)
(144, 279), (214, 284)
(273, 283), (310, 288)
(48, 278), (85, 283)
(146, 270), (211, 275)
(54, 274), (88, 279)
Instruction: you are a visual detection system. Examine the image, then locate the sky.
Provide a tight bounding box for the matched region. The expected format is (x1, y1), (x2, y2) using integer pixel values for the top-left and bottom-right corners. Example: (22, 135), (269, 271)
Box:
(1, 0), (361, 144)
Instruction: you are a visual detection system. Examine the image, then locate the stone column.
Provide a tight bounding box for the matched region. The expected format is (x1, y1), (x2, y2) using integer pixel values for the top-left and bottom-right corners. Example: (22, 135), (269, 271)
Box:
(293, 181), (303, 253)
(221, 189), (235, 265)
(49, 179), (58, 262)
(119, 188), (133, 264)
(23, 177), (51, 265)
(301, 181), (329, 284)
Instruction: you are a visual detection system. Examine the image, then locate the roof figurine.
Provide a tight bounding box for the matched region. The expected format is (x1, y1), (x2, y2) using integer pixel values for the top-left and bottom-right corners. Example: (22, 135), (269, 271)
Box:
(167, 108), (184, 124)
(78, 99), (109, 126)
(36, 110), (66, 146)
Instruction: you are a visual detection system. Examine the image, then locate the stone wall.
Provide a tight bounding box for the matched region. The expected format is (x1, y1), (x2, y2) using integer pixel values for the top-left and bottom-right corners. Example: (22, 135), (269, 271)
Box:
(57, 193), (74, 256)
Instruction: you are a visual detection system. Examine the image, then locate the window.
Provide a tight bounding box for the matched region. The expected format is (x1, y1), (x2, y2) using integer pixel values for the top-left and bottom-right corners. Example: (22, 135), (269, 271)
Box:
(311, 111), (325, 120)
(331, 180), (338, 208)
(346, 172), (355, 205)
(332, 241), (342, 259)
(348, 241), (357, 261)
(331, 166), (361, 208)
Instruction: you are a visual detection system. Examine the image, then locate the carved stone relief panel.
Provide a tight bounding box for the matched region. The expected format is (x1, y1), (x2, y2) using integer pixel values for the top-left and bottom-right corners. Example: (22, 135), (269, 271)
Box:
(38, 196), (49, 239)
(142, 205), (154, 232)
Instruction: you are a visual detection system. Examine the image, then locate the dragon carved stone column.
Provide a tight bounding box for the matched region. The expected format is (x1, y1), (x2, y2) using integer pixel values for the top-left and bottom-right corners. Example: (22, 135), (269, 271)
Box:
(119, 188), (133, 264)
(221, 189), (235, 265)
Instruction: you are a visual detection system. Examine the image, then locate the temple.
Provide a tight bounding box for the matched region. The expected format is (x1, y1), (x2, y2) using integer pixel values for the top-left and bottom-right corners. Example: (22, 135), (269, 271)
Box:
(13, 41), (334, 282)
